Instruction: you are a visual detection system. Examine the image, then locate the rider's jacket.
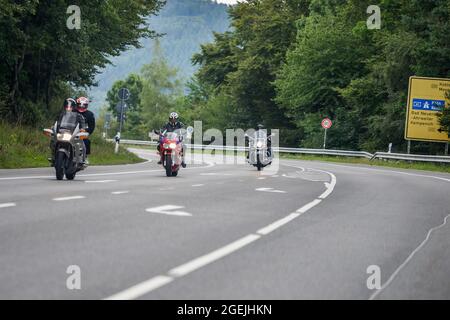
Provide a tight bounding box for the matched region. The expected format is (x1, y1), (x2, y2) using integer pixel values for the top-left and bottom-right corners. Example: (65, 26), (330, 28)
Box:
(162, 121), (184, 133)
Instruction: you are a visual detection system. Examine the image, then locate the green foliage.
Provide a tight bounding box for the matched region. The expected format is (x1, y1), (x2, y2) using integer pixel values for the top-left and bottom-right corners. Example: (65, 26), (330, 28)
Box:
(178, 0), (450, 152)
(0, 0), (165, 126)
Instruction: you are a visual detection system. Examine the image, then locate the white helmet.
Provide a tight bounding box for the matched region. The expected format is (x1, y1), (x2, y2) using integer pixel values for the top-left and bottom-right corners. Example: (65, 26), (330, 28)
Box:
(169, 112), (179, 120)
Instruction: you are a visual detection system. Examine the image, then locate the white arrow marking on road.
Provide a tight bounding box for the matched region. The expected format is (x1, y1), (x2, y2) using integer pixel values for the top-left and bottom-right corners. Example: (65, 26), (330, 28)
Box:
(85, 180), (117, 184)
(146, 205), (192, 217)
(0, 203), (16, 209)
(255, 188), (286, 194)
(53, 196), (85, 201)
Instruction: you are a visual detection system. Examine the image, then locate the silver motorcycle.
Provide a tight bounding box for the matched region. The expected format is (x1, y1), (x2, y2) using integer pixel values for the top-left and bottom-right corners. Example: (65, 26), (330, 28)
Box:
(43, 113), (89, 180)
(246, 130), (274, 171)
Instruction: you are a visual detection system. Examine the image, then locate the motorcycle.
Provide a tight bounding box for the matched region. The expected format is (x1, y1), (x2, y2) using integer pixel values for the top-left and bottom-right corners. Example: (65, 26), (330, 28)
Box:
(246, 130), (274, 171)
(43, 116), (89, 181)
(155, 129), (184, 177)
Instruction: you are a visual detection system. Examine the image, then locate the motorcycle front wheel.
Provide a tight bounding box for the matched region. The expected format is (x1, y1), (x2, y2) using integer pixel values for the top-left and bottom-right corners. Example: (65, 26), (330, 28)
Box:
(55, 152), (66, 180)
(256, 154), (262, 171)
(66, 172), (76, 180)
(165, 154), (172, 177)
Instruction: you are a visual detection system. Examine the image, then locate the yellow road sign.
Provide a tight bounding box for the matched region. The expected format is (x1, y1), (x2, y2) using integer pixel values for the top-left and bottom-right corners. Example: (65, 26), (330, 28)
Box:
(405, 76), (450, 142)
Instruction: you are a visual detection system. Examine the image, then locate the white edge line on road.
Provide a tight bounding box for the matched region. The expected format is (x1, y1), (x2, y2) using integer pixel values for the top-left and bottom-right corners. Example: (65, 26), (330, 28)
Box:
(168, 234), (261, 278)
(369, 213), (450, 300)
(257, 213), (300, 235)
(106, 276), (174, 301)
(297, 199), (322, 214)
(0, 203), (16, 208)
(85, 180), (117, 184)
(104, 165), (338, 300)
(53, 196), (85, 201)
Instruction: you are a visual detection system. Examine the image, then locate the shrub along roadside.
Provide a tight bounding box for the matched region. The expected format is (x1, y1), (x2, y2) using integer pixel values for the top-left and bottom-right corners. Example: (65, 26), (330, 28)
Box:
(0, 122), (145, 169)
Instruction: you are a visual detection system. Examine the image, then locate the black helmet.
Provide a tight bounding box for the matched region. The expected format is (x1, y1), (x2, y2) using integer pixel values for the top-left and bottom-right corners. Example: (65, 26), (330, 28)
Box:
(63, 98), (77, 111)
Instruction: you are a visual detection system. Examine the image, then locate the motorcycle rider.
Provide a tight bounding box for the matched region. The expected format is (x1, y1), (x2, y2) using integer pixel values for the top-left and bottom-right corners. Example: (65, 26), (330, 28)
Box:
(157, 112), (186, 168)
(49, 98), (86, 164)
(76, 97), (96, 165)
(247, 124), (272, 160)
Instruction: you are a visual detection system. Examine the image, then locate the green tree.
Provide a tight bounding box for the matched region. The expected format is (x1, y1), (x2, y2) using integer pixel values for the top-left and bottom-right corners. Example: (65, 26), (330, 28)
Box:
(0, 0), (165, 125)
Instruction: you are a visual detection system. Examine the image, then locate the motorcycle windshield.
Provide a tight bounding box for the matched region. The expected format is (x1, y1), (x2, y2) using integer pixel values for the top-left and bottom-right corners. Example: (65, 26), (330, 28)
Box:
(164, 132), (179, 141)
(59, 112), (78, 132)
(255, 130), (267, 139)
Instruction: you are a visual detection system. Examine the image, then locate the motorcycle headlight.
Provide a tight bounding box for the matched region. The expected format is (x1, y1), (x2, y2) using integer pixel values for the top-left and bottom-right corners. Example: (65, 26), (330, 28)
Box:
(256, 141), (265, 148)
(169, 143), (177, 149)
(57, 133), (72, 141)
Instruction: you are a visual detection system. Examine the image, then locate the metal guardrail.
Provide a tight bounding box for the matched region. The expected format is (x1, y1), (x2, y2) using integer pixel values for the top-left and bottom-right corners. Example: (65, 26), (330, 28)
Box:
(112, 139), (450, 164)
(372, 152), (450, 163)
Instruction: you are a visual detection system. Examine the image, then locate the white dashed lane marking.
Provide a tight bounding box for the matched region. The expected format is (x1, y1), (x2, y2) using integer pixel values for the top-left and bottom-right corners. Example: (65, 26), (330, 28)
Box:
(53, 196), (85, 201)
(0, 203), (16, 209)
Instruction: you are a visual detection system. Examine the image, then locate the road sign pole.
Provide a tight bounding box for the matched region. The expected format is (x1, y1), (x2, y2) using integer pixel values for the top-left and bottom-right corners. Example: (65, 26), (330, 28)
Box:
(115, 88), (130, 154)
(323, 128), (327, 149)
(407, 140), (411, 154)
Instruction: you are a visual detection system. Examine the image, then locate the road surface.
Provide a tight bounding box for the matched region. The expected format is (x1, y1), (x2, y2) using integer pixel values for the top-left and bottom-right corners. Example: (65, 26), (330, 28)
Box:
(0, 148), (449, 299)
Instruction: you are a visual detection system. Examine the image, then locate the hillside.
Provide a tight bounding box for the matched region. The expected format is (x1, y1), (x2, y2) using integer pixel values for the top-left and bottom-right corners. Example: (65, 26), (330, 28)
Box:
(89, 0), (230, 113)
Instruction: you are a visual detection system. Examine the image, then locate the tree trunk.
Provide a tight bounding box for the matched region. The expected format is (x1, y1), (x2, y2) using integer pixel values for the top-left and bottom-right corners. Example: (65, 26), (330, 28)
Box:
(10, 49), (26, 122)
(35, 48), (41, 104)
(45, 60), (55, 111)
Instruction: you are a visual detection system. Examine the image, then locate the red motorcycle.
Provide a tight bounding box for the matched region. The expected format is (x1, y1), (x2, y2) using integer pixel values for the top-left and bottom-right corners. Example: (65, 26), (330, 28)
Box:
(156, 130), (184, 177)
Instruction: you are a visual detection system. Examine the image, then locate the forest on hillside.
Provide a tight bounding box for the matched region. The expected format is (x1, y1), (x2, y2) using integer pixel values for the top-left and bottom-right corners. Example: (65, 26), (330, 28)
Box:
(106, 0), (450, 153)
(89, 0), (230, 111)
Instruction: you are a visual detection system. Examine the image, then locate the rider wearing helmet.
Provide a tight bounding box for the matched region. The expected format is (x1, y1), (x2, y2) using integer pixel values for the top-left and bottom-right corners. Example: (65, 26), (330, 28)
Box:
(163, 112), (184, 132)
(157, 112), (186, 167)
(75, 97), (96, 164)
(59, 98), (86, 129)
(49, 98), (87, 164)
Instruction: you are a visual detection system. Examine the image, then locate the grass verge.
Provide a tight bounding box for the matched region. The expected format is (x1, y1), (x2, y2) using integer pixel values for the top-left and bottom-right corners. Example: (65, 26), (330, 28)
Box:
(0, 122), (145, 169)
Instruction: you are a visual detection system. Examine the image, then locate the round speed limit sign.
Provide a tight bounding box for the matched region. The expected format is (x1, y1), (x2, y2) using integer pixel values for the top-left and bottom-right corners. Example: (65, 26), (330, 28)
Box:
(321, 118), (332, 129)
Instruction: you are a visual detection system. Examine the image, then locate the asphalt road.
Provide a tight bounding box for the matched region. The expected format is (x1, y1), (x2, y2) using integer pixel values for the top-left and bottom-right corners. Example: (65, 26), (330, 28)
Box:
(0, 148), (449, 300)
